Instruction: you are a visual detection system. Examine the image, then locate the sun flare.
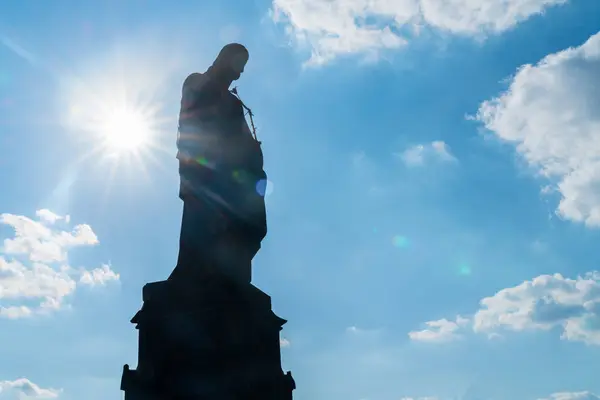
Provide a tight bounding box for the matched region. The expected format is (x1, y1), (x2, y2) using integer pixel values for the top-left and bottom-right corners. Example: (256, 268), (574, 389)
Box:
(61, 39), (176, 182)
(101, 107), (149, 151)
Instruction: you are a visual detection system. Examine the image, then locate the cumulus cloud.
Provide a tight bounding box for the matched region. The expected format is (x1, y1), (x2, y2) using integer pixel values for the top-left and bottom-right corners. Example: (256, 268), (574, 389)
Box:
(0, 378), (60, 399)
(0, 210), (119, 319)
(1, 211), (97, 263)
(475, 272), (600, 345)
(0, 258), (76, 318)
(397, 141), (457, 167)
(280, 337), (291, 348)
(476, 32), (600, 227)
(408, 316), (469, 342)
(271, 0), (567, 65)
(79, 264), (120, 286)
(540, 392), (600, 400)
(35, 210), (65, 225)
(410, 271), (600, 345)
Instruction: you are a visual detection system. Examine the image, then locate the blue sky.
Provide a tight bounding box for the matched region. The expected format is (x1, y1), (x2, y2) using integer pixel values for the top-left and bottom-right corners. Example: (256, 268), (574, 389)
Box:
(1, 1), (600, 399)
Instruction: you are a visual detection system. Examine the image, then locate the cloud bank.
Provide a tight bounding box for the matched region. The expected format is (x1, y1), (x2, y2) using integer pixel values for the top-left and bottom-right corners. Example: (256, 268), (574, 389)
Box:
(476, 32), (600, 227)
(408, 316), (469, 342)
(0, 210), (119, 318)
(271, 0), (567, 65)
(0, 378), (60, 399)
(410, 271), (600, 345)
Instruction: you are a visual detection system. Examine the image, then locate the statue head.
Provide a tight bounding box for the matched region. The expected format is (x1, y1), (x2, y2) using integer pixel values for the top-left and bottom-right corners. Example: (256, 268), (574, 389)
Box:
(209, 43), (249, 85)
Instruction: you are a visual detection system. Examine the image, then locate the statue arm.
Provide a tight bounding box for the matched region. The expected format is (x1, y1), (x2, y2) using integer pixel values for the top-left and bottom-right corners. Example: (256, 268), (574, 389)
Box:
(180, 73), (220, 122)
(178, 73), (223, 163)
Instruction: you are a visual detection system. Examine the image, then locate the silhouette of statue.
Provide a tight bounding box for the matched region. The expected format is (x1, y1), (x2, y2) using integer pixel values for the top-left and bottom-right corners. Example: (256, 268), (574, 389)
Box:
(120, 44), (295, 400)
(171, 43), (267, 284)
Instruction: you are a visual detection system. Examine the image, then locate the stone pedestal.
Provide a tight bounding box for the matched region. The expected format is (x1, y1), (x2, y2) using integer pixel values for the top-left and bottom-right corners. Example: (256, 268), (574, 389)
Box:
(120, 273), (295, 399)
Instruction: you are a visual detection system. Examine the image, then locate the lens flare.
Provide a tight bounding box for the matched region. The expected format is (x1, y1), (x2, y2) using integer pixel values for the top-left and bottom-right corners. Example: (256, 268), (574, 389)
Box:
(256, 179), (274, 197)
(458, 265), (471, 276)
(392, 235), (409, 248)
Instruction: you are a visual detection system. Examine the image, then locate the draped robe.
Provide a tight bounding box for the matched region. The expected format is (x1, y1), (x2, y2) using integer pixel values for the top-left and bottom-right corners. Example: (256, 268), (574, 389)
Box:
(171, 72), (267, 283)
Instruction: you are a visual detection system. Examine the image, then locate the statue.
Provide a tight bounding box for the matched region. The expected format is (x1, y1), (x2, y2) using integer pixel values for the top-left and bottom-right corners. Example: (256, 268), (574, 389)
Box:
(120, 43), (296, 400)
(171, 43), (267, 284)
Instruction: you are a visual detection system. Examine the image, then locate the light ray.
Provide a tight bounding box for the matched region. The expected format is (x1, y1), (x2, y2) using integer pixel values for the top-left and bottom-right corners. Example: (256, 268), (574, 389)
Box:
(58, 36), (182, 190)
(3, 28), (200, 213)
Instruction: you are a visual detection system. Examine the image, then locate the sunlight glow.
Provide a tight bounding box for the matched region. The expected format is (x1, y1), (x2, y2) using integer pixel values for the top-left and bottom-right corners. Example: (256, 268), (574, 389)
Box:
(59, 34), (183, 172)
(101, 107), (149, 151)
(50, 34), (188, 203)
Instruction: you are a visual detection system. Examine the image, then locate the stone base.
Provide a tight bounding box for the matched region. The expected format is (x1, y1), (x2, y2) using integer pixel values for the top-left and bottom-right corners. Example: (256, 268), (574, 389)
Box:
(121, 273), (295, 399)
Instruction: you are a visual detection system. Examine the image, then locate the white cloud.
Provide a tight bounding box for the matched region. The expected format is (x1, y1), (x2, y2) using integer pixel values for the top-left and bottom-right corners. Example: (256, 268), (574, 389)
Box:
(79, 264), (120, 286)
(0, 210), (118, 319)
(0, 259), (76, 318)
(474, 272), (600, 345)
(476, 32), (600, 227)
(411, 271), (600, 345)
(540, 392), (600, 400)
(397, 141), (457, 167)
(280, 337), (291, 347)
(34, 210), (69, 225)
(1, 212), (98, 263)
(408, 315), (469, 342)
(0, 378), (60, 399)
(271, 0), (567, 65)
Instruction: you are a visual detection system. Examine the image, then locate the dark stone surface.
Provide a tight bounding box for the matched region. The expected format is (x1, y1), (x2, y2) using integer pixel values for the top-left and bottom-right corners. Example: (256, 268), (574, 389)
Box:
(121, 44), (295, 399)
(174, 42), (267, 284)
(121, 273), (295, 399)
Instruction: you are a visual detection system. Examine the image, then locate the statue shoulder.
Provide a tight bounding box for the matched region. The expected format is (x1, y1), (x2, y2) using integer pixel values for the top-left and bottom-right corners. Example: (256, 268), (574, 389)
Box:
(182, 73), (209, 92)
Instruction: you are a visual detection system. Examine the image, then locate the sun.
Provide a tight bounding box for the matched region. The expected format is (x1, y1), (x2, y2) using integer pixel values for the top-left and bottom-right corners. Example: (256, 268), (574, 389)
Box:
(60, 43), (175, 177)
(100, 107), (149, 152)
